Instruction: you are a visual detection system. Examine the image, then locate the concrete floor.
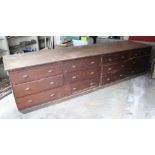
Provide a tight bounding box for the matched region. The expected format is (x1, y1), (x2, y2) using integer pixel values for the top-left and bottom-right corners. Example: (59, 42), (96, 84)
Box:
(0, 74), (155, 119)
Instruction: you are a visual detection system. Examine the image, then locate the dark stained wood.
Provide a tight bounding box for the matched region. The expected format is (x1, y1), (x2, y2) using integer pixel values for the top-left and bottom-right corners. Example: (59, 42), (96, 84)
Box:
(63, 56), (101, 72)
(64, 67), (101, 84)
(13, 75), (63, 97)
(9, 62), (63, 85)
(102, 52), (129, 64)
(67, 77), (100, 95)
(3, 41), (152, 111)
(16, 87), (64, 110)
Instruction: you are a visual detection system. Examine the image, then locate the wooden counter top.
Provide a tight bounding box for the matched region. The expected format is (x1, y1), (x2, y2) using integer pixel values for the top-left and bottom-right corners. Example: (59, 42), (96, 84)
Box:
(3, 41), (152, 71)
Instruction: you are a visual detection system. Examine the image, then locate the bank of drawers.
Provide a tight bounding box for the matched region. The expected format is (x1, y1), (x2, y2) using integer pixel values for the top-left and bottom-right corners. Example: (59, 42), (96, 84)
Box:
(9, 62), (63, 85)
(9, 48), (151, 111)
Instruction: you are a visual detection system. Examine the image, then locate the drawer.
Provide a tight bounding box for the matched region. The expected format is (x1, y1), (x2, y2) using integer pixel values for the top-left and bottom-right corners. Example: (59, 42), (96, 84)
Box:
(64, 67), (101, 84)
(101, 74), (116, 85)
(102, 62), (129, 75)
(63, 56), (101, 72)
(129, 56), (149, 69)
(13, 75), (63, 97)
(130, 48), (151, 58)
(16, 87), (64, 110)
(102, 52), (129, 64)
(69, 77), (100, 94)
(9, 62), (63, 85)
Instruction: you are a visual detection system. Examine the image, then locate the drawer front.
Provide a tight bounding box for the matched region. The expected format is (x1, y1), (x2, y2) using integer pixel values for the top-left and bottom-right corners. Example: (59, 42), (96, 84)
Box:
(68, 77), (100, 94)
(102, 61), (130, 75)
(128, 56), (149, 69)
(9, 62), (63, 85)
(63, 56), (101, 72)
(130, 48), (151, 58)
(13, 75), (63, 97)
(16, 87), (64, 110)
(64, 67), (101, 84)
(101, 74), (116, 85)
(102, 52), (129, 64)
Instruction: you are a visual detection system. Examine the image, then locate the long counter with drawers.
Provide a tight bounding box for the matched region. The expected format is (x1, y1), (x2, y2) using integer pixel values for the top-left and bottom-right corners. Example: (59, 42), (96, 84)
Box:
(3, 41), (152, 111)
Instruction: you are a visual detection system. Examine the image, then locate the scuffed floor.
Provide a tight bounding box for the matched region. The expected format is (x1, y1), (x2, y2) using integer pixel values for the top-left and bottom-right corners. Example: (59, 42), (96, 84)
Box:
(0, 74), (155, 119)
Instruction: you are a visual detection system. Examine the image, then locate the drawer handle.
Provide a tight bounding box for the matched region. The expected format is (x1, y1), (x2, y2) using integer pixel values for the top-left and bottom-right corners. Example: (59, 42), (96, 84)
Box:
(72, 65), (76, 68)
(25, 87), (30, 91)
(48, 70), (53, 73)
(132, 62), (136, 64)
(50, 93), (55, 97)
(120, 74), (123, 77)
(90, 71), (95, 75)
(23, 74), (28, 78)
(72, 76), (77, 79)
(108, 58), (112, 61)
(89, 82), (94, 86)
(50, 81), (54, 85)
(27, 100), (32, 104)
(72, 87), (77, 91)
(131, 70), (135, 73)
(107, 78), (110, 81)
(108, 67), (112, 71)
(90, 61), (95, 64)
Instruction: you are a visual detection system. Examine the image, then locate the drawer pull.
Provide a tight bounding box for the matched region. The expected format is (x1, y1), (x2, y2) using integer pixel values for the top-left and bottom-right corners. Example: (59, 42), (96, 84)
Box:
(131, 70), (135, 73)
(23, 74), (28, 78)
(72, 87), (77, 91)
(121, 65), (125, 68)
(108, 58), (112, 61)
(89, 82), (94, 86)
(121, 56), (125, 59)
(50, 81), (54, 85)
(107, 78), (110, 81)
(27, 100), (32, 103)
(120, 74), (123, 77)
(25, 87), (30, 91)
(72, 76), (77, 79)
(90, 71), (95, 75)
(108, 67), (112, 71)
(132, 62), (136, 64)
(48, 70), (53, 73)
(72, 65), (76, 68)
(50, 93), (55, 97)
(90, 61), (95, 64)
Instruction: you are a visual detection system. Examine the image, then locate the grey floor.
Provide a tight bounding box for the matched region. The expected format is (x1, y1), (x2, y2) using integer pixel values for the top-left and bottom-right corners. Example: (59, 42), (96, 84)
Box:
(0, 74), (155, 119)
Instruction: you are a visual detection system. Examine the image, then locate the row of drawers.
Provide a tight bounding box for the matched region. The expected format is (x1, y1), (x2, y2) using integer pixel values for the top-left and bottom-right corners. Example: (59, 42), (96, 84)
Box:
(9, 48), (150, 85)
(13, 55), (149, 98)
(16, 77), (100, 110)
(16, 65), (148, 110)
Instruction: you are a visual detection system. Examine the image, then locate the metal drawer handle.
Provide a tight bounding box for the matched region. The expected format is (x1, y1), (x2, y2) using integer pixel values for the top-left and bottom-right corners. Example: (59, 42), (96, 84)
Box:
(121, 65), (125, 68)
(50, 81), (54, 85)
(120, 74), (123, 77)
(90, 71), (95, 75)
(108, 67), (112, 71)
(89, 82), (94, 86)
(72, 87), (77, 91)
(107, 78), (110, 81)
(121, 56), (125, 59)
(72, 76), (77, 79)
(27, 100), (32, 103)
(90, 61), (95, 64)
(108, 58), (112, 61)
(48, 70), (53, 73)
(72, 65), (76, 68)
(25, 87), (30, 91)
(23, 74), (28, 78)
(50, 93), (55, 97)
